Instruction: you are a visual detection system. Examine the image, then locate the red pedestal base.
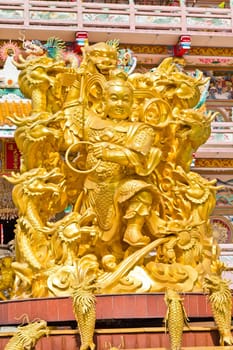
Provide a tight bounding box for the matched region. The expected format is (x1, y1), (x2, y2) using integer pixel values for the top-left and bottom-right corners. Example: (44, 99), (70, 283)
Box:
(0, 293), (232, 349)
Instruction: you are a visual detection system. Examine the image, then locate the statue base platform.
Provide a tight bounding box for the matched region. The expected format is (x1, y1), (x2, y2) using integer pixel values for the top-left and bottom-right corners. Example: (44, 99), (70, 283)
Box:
(0, 293), (232, 349)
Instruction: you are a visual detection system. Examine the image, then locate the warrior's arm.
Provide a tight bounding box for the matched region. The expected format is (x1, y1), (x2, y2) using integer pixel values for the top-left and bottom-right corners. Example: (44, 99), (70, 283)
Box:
(92, 143), (131, 166)
(92, 125), (156, 166)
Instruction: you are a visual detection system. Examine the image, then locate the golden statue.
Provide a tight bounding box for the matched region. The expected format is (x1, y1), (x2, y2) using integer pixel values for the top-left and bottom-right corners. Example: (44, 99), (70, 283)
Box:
(5, 39), (223, 301)
(4, 319), (49, 350)
(71, 275), (97, 350)
(164, 289), (189, 350)
(0, 256), (15, 300)
(203, 260), (233, 346)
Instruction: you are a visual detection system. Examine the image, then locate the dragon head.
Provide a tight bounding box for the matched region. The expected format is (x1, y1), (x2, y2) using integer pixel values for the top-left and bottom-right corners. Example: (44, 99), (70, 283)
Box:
(16, 319), (49, 348)
(203, 274), (231, 296)
(23, 167), (65, 197)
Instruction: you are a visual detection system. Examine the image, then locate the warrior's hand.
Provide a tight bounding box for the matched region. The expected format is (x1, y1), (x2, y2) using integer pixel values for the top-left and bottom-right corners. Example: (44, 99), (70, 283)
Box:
(92, 142), (109, 160)
(93, 142), (129, 165)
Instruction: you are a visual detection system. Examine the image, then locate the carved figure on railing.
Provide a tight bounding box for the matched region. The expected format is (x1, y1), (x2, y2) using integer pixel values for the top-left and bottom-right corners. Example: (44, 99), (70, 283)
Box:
(71, 274), (97, 350)
(104, 336), (125, 350)
(4, 318), (49, 350)
(6, 40), (225, 301)
(164, 289), (189, 350)
(203, 260), (233, 346)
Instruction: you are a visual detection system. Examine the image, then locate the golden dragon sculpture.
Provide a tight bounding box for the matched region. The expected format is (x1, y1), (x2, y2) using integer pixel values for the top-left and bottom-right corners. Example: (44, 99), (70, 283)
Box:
(164, 289), (189, 350)
(4, 319), (49, 350)
(203, 260), (233, 346)
(71, 275), (97, 350)
(2, 33), (233, 350)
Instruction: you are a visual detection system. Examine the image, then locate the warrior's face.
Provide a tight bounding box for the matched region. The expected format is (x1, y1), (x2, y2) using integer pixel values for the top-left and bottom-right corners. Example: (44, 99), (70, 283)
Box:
(104, 83), (133, 120)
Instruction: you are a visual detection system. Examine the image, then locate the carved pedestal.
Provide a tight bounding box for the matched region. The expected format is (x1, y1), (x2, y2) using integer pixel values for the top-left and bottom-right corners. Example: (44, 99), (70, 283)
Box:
(0, 293), (232, 349)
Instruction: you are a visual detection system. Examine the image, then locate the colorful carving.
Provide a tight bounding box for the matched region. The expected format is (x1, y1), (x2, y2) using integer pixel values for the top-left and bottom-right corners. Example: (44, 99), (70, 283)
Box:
(117, 48), (137, 74)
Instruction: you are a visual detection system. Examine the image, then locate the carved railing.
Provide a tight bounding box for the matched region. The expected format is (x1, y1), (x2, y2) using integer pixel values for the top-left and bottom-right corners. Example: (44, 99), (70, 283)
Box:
(0, 1), (232, 41)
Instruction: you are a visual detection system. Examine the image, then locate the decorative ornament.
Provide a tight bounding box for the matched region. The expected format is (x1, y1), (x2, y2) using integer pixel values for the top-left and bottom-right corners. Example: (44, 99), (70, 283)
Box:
(0, 41), (20, 62)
